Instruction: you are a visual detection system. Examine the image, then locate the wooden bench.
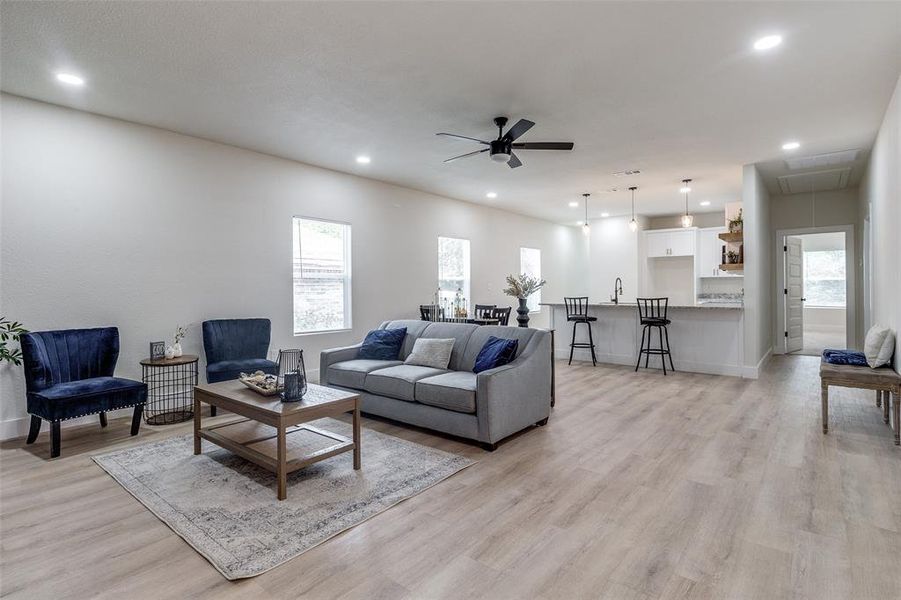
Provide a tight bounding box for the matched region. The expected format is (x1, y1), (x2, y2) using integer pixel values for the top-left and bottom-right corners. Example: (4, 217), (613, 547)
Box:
(820, 358), (901, 445)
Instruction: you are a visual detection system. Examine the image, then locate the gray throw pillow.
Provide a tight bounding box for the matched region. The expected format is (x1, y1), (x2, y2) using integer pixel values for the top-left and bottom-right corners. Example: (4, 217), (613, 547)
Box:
(404, 338), (455, 369)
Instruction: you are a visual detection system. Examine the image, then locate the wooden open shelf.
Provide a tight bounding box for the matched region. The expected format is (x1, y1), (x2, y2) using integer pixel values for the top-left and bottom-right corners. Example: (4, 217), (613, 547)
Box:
(719, 263), (744, 271)
(718, 231), (744, 243)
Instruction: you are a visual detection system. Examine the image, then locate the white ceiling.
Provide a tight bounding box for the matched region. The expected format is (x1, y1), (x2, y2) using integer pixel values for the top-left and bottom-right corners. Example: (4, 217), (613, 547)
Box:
(2, 1), (899, 223)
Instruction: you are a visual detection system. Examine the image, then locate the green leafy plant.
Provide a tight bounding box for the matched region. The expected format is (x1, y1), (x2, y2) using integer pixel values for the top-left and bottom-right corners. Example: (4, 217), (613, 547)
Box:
(173, 325), (187, 344)
(728, 208), (744, 233)
(503, 274), (547, 299)
(0, 317), (28, 366)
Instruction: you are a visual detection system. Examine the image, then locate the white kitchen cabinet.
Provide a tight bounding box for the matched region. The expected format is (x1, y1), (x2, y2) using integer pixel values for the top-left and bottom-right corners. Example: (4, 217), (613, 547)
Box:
(645, 228), (696, 258)
(698, 226), (741, 277)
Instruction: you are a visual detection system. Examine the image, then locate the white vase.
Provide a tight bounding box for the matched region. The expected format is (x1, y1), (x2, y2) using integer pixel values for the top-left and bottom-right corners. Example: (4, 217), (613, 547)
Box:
(173, 342), (183, 358)
(164, 345), (176, 360)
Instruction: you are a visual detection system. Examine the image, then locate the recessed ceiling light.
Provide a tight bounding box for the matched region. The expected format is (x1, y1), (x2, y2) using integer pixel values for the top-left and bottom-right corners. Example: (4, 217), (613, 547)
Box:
(568, 201), (579, 208)
(485, 192), (497, 199)
(355, 155), (371, 164)
(55, 72), (85, 86)
(700, 201), (711, 207)
(753, 35), (782, 51)
(782, 141), (801, 150)
(600, 212), (610, 218)
(679, 186), (692, 194)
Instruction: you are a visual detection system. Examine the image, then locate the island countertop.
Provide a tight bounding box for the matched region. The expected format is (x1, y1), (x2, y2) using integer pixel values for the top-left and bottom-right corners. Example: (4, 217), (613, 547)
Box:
(540, 301), (743, 310)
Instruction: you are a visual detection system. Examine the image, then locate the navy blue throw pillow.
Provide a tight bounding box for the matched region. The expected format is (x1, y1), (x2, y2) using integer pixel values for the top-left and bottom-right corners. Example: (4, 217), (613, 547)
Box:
(358, 328), (407, 360)
(473, 336), (519, 374)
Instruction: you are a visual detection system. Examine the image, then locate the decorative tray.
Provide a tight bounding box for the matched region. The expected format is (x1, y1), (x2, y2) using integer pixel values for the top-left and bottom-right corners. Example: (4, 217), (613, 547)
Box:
(238, 372), (282, 396)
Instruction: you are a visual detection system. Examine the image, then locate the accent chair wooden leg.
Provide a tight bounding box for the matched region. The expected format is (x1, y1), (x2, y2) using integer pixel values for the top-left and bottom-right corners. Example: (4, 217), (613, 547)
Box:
(821, 383), (829, 434)
(884, 390), (891, 424)
(131, 405), (144, 436)
(893, 391), (900, 446)
(50, 421), (61, 458)
(99, 411), (108, 428)
(26, 415), (42, 444)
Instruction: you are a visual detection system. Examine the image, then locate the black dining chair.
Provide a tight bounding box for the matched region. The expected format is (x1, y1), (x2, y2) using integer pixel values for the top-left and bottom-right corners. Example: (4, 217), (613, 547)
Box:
(635, 297), (675, 374)
(564, 296), (597, 366)
(489, 307), (512, 326)
(419, 305), (444, 321)
(474, 304), (496, 320)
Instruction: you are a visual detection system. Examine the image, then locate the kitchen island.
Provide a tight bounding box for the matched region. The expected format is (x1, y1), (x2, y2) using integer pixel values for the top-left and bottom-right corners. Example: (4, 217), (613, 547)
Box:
(541, 301), (744, 377)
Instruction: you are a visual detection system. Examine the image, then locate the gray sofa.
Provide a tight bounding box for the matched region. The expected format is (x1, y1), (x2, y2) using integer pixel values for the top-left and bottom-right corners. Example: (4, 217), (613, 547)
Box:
(320, 320), (551, 450)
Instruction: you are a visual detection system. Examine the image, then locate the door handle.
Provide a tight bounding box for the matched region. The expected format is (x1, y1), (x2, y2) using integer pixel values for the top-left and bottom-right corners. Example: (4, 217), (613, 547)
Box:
(801, 298), (806, 302)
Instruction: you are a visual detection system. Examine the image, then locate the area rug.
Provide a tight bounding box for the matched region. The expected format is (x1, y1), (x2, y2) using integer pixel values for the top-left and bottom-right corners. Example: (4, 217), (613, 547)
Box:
(93, 418), (474, 580)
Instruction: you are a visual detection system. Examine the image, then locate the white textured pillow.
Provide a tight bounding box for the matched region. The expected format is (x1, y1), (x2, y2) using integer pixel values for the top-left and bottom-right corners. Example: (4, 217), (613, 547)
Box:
(404, 338), (455, 369)
(864, 324), (895, 368)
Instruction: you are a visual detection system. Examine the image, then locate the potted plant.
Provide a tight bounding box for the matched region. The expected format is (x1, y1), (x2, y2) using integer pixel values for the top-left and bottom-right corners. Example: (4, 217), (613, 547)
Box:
(167, 325), (188, 359)
(0, 317), (28, 366)
(503, 274), (547, 327)
(726, 250), (740, 264)
(728, 208), (743, 233)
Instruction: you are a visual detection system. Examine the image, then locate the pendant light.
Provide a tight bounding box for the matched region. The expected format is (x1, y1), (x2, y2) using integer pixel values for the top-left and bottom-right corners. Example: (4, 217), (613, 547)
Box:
(680, 178), (694, 228)
(582, 193), (590, 234)
(628, 186), (639, 232)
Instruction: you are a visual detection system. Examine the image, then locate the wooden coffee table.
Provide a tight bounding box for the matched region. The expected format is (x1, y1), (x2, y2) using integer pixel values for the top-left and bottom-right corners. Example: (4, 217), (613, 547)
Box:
(193, 381), (361, 500)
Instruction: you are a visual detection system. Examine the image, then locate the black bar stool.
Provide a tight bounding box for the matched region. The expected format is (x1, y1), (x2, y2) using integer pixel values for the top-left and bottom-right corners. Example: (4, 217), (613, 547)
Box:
(635, 297), (675, 375)
(564, 296), (597, 366)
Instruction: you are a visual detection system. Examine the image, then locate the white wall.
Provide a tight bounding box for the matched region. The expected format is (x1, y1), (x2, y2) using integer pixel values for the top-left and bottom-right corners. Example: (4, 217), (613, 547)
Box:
(804, 307), (846, 332)
(587, 216), (642, 304)
(0, 94), (587, 437)
(860, 75), (901, 371)
(742, 163), (772, 375)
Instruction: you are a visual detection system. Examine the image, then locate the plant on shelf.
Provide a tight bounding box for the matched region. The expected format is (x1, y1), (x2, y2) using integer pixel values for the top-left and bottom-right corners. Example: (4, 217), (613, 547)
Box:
(170, 325), (188, 358)
(726, 250), (740, 264)
(504, 274), (547, 327)
(728, 208), (743, 233)
(0, 317), (28, 366)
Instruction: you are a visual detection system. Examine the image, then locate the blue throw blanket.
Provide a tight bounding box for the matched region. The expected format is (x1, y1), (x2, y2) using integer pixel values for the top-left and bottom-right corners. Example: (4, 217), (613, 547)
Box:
(822, 349), (869, 367)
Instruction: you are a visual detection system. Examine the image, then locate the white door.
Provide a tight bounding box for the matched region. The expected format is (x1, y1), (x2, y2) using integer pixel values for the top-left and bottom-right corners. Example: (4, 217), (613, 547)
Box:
(646, 231), (670, 257)
(669, 230), (696, 256)
(785, 236), (804, 353)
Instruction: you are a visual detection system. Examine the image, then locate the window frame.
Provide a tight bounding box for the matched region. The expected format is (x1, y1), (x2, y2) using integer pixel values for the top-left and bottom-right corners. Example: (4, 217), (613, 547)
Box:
(292, 215), (353, 336)
(437, 236), (471, 309)
(519, 246), (542, 313)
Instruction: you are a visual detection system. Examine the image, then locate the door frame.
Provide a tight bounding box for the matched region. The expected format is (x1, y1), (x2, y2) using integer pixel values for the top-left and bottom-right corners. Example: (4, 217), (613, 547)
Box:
(773, 224), (856, 354)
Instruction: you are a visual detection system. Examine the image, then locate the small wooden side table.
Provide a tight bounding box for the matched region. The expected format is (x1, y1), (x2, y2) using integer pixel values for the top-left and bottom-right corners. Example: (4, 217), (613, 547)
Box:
(141, 355), (199, 425)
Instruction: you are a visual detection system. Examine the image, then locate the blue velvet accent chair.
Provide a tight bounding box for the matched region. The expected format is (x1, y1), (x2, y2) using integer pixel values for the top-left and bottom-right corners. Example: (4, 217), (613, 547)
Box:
(202, 319), (278, 416)
(21, 327), (147, 458)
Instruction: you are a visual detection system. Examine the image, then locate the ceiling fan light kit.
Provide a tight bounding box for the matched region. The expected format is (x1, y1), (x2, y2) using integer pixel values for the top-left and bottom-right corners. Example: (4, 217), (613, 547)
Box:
(437, 116), (574, 169)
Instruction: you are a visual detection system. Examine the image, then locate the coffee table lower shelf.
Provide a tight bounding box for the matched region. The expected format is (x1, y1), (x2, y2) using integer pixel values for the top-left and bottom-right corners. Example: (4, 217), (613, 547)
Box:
(198, 418), (355, 475)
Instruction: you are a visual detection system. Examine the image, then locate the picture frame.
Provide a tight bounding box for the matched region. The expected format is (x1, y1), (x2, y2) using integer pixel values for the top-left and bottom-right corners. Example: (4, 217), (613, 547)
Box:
(149, 341), (166, 360)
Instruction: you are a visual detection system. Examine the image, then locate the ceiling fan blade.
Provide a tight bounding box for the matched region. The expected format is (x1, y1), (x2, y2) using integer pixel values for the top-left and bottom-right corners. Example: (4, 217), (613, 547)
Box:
(511, 142), (575, 151)
(502, 119), (535, 142)
(443, 148), (489, 163)
(507, 153), (523, 168)
(436, 133), (489, 144)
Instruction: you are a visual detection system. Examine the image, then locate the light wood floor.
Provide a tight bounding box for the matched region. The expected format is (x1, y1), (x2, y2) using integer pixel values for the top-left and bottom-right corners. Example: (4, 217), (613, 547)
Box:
(2, 355), (900, 599)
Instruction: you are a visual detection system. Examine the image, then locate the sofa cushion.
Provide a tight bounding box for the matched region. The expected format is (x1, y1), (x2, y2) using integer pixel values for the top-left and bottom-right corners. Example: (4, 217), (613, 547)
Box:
(378, 320), (430, 359)
(461, 326), (535, 371)
(473, 336), (519, 374)
(327, 359), (403, 389)
(365, 364), (449, 402)
(358, 328), (407, 360)
(27, 376), (147, 422)
(864, 324), (895, 368)
(207, 358), (278, 383)
(416, 371), (477, 414)
(420, 323), (478, 370)
(404, 338), (455, 369)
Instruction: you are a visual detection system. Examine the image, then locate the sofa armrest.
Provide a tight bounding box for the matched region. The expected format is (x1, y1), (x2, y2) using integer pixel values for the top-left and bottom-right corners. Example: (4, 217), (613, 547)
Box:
(475, 332), (551, 443)
(319, 344), (362, 381)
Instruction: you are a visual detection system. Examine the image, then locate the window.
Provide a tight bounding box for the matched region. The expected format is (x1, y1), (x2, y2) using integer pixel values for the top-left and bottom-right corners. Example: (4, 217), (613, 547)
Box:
(437, 237), (470, 311)
(520, 247), (542, 312)
(293, 217), (351, 334)
(803, 250), (845, 307)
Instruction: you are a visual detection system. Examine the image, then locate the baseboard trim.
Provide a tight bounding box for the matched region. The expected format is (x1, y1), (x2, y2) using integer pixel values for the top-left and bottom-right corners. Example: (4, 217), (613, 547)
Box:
(742, 347), (773, 380)
(560, 347), (743, 378)
(1, 407), (135, 441)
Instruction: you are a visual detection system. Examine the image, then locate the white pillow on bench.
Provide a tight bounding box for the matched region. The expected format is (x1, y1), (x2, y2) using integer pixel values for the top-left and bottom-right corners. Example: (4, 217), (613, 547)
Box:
(864, 324), (895, 368)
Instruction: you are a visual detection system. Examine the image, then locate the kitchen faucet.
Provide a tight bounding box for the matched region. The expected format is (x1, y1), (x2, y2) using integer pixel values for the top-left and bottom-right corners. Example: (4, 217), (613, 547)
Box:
(613, 277), (623, 304)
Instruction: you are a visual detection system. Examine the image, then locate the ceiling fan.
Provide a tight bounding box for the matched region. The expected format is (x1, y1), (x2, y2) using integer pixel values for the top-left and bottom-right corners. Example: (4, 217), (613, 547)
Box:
(437, 117), (574, 168)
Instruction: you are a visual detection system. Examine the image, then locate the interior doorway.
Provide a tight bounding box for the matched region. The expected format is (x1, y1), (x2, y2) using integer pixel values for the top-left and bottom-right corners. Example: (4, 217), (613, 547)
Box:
(776, 226), (855, 356)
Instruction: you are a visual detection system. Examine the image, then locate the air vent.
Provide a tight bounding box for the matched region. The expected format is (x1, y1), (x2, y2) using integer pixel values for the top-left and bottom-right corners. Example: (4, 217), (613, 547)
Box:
(613, 170), (641, 177)
(785, 149), (859, 171)
(777, 167), (851, 194)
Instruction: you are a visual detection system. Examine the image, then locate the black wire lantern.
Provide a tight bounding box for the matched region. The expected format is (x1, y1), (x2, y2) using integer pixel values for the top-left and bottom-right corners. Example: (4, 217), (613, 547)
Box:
(278, 349), (307, 402)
